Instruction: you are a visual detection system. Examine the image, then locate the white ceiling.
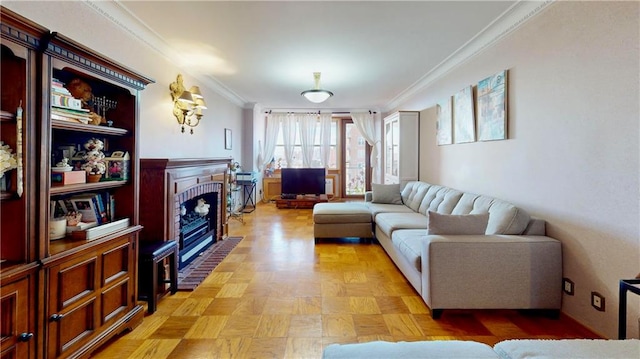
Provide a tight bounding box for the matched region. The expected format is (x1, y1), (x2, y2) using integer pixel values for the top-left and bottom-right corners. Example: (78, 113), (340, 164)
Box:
(104, 1), (531, 111)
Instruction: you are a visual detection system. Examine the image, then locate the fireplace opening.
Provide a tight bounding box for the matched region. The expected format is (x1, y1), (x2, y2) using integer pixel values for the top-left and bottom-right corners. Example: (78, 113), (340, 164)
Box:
(179, 192), (217, 269)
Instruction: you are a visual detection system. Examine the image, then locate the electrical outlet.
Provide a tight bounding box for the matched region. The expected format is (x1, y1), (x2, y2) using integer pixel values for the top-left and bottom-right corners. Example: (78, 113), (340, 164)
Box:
(591, 292), (605, 311)
(562, 278), (575, 295)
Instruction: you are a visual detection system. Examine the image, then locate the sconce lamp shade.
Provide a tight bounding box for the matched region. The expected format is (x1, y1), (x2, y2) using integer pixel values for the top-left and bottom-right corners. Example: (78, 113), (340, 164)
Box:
(177, 90), (195, 104)
(189, 86), (203, 99)
(194, 98), (207, 110)
(301, 72), (333, 103)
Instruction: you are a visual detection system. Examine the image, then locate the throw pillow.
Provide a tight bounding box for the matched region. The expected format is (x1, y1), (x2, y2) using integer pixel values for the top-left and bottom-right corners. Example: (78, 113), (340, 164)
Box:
(426, 211), (489, 235)
(371, 183), (403, 204)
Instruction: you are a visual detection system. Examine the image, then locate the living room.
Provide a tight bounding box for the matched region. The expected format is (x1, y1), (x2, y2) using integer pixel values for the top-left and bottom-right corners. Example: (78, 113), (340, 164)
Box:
(1, 0), (638, 357)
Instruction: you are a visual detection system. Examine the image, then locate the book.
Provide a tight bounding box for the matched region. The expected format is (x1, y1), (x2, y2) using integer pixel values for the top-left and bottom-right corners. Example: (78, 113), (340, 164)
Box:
(51, 93), (82, 110)
(50, 113), (90, 125)
(87, 192), (108, 224)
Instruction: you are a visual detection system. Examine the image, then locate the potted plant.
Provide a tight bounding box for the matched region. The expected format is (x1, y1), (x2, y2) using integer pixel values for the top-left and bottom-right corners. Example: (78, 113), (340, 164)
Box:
(81, 138), (106, 182)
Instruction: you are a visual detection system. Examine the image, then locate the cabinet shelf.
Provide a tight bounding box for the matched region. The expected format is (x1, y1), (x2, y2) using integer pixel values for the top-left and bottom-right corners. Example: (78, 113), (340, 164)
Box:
(47, 224), (142, 258)
(51, 119), (128, 136)
(50, 179), (127, 196)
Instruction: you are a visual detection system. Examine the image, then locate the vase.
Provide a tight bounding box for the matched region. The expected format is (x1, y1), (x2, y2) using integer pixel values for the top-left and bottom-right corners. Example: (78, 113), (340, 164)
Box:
(87, 173), (102, 183)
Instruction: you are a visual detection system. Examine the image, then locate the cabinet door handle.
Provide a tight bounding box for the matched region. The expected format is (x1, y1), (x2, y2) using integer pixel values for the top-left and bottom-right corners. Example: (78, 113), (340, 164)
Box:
(50, 314), (64, 322)
(18, 332), (34, 342)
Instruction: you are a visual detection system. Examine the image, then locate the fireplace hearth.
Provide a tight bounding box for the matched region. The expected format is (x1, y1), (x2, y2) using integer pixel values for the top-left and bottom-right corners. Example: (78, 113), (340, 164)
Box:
(178, 193), (218, 268)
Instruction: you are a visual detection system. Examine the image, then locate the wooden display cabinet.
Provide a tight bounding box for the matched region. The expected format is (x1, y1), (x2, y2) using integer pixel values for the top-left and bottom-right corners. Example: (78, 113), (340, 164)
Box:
(0, 8), (47, 359)
(37, 32), (153, 358)
(1, 6), (153, 358)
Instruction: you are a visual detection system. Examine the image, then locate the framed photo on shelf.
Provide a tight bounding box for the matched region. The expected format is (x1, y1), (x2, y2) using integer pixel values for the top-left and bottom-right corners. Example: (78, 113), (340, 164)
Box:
(225, 128), (232, 150)
(436, 96), (453, 145)
(477, 70), (508, 141)
(453, 85), (476, 144)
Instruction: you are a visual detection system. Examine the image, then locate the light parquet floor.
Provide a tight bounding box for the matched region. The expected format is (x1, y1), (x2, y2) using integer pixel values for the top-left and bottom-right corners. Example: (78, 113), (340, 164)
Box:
(92, 201), (599, 358)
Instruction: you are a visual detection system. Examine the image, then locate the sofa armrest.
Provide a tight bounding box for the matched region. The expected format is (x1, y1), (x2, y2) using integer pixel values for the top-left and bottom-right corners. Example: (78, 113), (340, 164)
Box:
(421, 235), (562, 310)
(364, 191), (373, 202)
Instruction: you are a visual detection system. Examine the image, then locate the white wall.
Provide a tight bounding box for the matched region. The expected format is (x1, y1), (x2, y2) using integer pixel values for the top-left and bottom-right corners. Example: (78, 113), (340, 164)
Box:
(396, 2), (640, 338)
(4, 1), (244, 162)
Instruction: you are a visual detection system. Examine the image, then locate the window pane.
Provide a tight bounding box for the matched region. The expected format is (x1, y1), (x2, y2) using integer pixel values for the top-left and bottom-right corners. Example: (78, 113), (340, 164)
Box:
(272, 117), (338, 169)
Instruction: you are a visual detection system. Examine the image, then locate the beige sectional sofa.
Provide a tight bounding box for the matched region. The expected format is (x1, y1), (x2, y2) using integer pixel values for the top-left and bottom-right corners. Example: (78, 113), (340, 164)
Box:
(364, 181), (562, 318)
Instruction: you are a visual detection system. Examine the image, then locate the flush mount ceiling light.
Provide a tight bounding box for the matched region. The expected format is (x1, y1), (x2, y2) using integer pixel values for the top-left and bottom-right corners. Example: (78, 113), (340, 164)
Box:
(301, 72), (333, 103)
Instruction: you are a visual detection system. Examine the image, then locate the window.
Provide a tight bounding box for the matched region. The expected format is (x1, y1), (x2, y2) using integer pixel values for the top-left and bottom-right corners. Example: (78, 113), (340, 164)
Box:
(272, 118), (338, 169)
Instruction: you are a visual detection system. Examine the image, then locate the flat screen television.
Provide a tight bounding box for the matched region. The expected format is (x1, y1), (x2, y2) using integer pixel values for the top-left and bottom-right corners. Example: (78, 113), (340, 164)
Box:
(281, 168), (326, 197)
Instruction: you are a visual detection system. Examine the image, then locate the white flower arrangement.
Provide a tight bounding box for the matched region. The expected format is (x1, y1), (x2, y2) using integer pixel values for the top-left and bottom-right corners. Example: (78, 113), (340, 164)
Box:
(0, 141), (18, 178)
(81, 138), (106, 175)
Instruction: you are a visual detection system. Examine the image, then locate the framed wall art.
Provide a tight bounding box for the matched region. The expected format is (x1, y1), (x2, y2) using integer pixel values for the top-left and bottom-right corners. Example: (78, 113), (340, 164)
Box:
(453, 85), (475, 144)
(225, 128), (232, 150)
(436, 96), (453, 145)
(477, 70), (507, 141)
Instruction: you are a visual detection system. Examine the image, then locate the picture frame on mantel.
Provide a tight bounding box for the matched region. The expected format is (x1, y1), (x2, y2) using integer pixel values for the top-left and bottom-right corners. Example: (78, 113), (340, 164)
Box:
(225, 128), (232, 150)
(477, 70), (508, 141)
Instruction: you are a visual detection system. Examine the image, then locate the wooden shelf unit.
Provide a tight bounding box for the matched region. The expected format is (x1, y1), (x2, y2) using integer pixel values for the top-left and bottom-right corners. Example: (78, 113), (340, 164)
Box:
(1, 6), (154, 358)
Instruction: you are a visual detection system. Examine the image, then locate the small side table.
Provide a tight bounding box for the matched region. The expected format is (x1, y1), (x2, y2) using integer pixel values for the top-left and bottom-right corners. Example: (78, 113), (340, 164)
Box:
(138, 240), (178, 314)
(618, 278), (640, 339)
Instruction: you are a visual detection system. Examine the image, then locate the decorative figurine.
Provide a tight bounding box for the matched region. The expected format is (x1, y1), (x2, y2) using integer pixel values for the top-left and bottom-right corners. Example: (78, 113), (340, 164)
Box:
(194, 198), (210, 217)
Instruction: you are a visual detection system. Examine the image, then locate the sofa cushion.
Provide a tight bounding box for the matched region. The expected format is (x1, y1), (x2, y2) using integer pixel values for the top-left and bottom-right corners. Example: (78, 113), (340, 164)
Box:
(401, 181), (431, 212)
(371, 183), (403, 204)
(375, 212), (427, 238)
(365, 202), (414, 220)
(472, 196), (531, 235)
(419, 187), (463, 215)
(427, 211), (489, 235)
(493, 339), (640, 359)
(391, 230), (427, 272)
(323, 340), (500, 359)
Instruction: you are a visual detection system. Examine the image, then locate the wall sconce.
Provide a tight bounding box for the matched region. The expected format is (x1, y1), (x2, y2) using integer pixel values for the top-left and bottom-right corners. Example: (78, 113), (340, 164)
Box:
(169, 74), (207, 134)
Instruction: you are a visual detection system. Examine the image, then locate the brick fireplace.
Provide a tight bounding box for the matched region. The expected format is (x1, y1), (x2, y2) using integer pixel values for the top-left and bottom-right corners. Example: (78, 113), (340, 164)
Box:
(139, 158), (231, 268)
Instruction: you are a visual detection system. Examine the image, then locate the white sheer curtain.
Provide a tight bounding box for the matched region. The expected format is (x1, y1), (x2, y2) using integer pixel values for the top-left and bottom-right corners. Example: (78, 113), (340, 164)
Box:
(318, 112), (332, 168)
(298, 113), (317, 167)
(262, 113), (281, 169)
(351, 112), (379, 183)
(281, 113), (297, 166)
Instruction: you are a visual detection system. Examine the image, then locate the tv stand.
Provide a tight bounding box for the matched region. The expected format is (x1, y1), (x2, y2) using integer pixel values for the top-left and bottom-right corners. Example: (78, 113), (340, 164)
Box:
(276, 194), (328, 209)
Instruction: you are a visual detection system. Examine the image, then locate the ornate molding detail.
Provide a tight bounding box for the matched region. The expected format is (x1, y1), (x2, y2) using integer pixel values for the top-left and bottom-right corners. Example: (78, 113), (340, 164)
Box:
(0, 23), (41, 50)
(45, 40), (149, 90)
(383, 0), (555, 112)
(83, 0), (247, 107)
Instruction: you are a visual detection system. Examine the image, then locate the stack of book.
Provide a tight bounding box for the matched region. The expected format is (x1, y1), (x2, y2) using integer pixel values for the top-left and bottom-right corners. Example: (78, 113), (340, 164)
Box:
(68, 192), (114, 225)
(51, 78), (92, 124)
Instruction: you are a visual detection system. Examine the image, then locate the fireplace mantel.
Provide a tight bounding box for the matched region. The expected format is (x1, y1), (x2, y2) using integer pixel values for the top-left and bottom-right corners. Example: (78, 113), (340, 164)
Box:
(139, 158), (231, 245)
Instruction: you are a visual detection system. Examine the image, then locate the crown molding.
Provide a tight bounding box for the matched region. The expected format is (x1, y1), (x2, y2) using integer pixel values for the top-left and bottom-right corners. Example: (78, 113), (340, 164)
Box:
(83, 0), (247, 107)
(383, 0), (555, 112)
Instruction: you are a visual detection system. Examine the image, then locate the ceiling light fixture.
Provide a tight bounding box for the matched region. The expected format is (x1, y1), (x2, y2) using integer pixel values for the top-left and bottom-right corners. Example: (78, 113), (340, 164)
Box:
(169, 74), (207, 134)
(301, 72), (333, 103)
